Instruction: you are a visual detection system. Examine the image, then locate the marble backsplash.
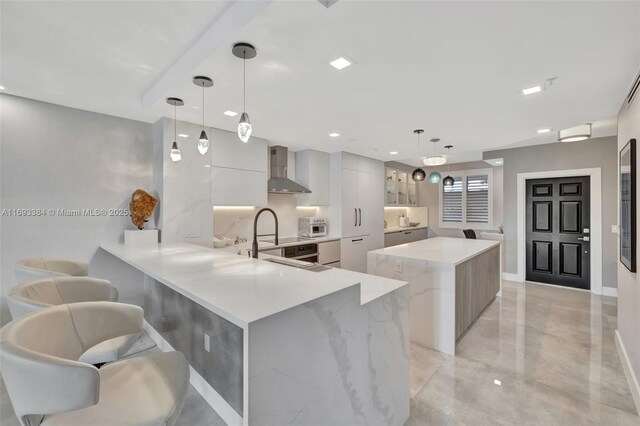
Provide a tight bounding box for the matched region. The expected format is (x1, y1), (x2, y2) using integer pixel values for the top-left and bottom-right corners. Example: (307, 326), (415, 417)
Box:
(213, 194), (321, 241)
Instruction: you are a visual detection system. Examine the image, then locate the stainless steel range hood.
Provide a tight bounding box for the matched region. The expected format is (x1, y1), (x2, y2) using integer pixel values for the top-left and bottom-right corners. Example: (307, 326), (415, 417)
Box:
(268, 146), (312, 194)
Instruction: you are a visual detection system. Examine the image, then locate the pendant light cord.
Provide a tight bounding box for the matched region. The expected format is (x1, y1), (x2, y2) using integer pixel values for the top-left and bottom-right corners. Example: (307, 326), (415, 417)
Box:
(174, 104), (177, 141)
(202, 85), (205, 131)
(243, 50), (246, 112)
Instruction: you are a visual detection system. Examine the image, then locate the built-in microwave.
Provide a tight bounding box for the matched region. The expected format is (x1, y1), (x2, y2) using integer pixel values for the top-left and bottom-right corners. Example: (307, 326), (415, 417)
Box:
(298, 217), (327, 238)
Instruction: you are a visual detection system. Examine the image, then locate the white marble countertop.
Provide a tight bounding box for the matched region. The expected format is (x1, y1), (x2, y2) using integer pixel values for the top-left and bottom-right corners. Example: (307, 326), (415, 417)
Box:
(369, 237), (501, 265)
(101, 242), (407, 327)
(384, 225), (428, 234)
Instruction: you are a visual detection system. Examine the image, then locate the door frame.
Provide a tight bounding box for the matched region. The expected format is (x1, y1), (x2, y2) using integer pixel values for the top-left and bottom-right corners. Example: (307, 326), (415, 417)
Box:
(516, 168), (602, 295)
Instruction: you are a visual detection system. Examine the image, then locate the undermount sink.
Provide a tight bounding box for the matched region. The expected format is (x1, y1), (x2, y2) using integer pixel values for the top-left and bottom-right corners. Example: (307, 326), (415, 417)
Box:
(263, 257), (331, 272)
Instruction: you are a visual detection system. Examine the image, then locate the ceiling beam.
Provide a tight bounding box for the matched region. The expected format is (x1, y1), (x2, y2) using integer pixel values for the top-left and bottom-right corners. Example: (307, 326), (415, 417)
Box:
(141, 0), (273, 108)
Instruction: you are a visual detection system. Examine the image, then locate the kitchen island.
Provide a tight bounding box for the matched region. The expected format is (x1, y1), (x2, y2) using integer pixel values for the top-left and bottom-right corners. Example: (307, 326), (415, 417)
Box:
(367, 237), (501, 355)
(101, 242), (409, 426)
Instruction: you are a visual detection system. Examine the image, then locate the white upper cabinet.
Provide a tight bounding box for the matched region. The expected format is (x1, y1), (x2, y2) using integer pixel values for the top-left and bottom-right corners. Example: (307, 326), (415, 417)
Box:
(210, 128), (268, 206)
(295, 150), (330, 206)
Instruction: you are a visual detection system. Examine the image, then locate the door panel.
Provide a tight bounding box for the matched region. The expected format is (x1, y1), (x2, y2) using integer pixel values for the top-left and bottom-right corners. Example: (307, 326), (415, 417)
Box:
(341, 169), (359, 238)
(357, 170), (371, 236)
(526, 176), (590, 289)
(533, 241), (552, 273)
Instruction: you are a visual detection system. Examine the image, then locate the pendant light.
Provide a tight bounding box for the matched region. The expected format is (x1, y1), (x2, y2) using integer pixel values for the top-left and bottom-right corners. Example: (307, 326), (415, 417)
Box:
(166, 97), (184, 162)
(411, 129), (427, 182)
(193, 76), (213, 155)
(233, 42), (257, 143)
(442, 145), (454, 187)
(426, 138), (442, 184)
(423, 138), (447, 166)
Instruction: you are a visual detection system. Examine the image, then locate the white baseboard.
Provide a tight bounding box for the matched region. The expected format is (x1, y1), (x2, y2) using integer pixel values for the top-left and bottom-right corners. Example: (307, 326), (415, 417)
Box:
(502, 272), (521, 282)
(143, 321), (243, 426)
(602, 287), (618, 298)
(616, 330), (640, 416)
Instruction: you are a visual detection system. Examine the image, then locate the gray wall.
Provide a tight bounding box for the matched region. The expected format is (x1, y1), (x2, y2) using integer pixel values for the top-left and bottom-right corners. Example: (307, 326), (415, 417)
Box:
(0, 94), (154, 324)
(484, 136), (618, 288)
(386, 160), (504, 238)
(616, 85), (640, 406)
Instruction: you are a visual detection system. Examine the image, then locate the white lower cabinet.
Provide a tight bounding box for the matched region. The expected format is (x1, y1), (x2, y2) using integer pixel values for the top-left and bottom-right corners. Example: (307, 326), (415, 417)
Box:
(318, 240), (341, 265)
(341, 235), (374, 273)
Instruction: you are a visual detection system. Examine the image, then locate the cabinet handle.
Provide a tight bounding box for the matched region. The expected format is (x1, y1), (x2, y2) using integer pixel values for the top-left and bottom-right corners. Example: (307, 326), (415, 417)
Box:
(358, 208), (362, 226)
(352, 238), (363, 242)
(404, 231), (412, 235)
(354, 208), (357, 226)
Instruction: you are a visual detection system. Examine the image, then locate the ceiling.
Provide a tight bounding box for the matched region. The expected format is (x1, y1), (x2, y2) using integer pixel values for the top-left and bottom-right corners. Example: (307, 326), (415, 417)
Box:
(2, 1), (639, 164)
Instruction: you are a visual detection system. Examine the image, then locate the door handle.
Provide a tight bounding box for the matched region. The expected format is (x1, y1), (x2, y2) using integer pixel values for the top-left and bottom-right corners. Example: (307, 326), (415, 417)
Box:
(578, 236), (590, 242)
(354, 208), (357, 227)
(358, 208), (362, 226)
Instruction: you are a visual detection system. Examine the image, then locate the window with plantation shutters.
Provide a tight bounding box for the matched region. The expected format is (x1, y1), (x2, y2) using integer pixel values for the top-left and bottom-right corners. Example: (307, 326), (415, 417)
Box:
(439, 169), (493, 229)
(466, 174), (489, 223)
(442, 177), (463, 223)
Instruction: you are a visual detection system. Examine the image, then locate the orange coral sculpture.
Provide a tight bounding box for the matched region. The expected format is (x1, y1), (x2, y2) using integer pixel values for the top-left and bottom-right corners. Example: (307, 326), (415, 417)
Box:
(129, 189), (158, 230)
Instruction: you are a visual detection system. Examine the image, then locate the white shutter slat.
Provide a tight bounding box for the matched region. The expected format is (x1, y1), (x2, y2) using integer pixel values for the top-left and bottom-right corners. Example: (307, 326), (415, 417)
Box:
(466, 174), (489, 223)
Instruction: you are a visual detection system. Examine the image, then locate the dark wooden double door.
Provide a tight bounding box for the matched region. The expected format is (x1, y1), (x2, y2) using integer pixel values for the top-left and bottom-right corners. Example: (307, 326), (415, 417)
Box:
(526, 176), (590, 290)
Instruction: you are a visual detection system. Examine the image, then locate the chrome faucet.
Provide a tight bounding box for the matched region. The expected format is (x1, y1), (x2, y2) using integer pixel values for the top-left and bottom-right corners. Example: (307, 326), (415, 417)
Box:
(252, 208), (278, 259)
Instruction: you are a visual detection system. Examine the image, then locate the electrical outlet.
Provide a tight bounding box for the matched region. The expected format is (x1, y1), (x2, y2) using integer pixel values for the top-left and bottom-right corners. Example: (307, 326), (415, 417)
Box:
(185, 226), (201, 239)
(395, 259), (402, 273)
(204, 333), (210, 352)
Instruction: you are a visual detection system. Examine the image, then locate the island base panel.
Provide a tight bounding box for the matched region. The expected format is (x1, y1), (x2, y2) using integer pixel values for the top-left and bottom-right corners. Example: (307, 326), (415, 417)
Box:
(248, 284), (410, 425)
(143, 276), (244, 417)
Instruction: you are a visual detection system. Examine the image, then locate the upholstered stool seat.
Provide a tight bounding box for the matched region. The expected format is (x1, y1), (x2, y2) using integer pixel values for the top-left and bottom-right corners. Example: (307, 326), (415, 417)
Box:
(0, 302), (189, 426)
(7, 277), (138, 364)
(15, 257), (89, 283)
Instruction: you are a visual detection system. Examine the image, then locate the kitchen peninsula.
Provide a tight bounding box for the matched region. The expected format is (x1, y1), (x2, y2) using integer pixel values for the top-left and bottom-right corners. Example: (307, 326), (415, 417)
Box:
(101, 242), (410, 426)
(367, 237), (501, 355)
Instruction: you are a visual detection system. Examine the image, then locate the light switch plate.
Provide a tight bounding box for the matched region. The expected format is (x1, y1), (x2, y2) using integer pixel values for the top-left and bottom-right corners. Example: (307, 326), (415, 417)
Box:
(611, 225), (619, 234)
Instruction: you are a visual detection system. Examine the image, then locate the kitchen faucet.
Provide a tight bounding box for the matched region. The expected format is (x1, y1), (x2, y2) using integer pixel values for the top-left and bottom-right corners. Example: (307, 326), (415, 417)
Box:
(252, 208), (278, 259)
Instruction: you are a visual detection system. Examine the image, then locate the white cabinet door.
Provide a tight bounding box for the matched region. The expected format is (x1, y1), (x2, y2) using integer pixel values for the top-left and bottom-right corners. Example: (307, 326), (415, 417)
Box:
(210, 130), (268, 172)
(341, 235), (370, 273)
(211, 167), (267, 206)
(318, 240), (341, 264)
(356, 170), (371, 235)
(296, 150), (330, 206)
(342, 168), (360, 238)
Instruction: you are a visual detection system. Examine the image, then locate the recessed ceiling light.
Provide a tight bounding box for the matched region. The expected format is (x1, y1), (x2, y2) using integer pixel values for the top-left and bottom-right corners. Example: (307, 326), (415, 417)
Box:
(330, 57), (351, 70)
(390, 151), (398, 155)
(522, 86), (542, 95)
(224, 110), (238, 117)
(329, 133), (340, 137)
(494, 379), (502, 386)
(0, 85), (5, 91)
(495, 160), (503, 165)
(178, 133), (189, 138)
(537, 128), (551, 134)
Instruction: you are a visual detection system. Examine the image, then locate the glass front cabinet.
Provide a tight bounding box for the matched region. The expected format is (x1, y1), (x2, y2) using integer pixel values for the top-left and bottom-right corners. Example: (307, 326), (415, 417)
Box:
(385, 167), (418, 207)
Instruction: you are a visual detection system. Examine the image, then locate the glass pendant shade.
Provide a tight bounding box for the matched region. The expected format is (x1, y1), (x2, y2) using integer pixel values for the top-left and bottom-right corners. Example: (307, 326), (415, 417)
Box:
(428, 171), (442, 184)
(412, 168), (426, 182)
(423, 156), (447, 166)
(170, 141), (181, 162)
(198, 130), (209, 155)
(443, 175), (454, 186)
(238, 112), (252, 143)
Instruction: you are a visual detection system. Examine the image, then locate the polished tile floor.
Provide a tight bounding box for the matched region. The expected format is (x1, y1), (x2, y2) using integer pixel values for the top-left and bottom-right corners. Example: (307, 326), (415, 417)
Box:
(1, 281), (638, 425)
(408, 281), (639, 425)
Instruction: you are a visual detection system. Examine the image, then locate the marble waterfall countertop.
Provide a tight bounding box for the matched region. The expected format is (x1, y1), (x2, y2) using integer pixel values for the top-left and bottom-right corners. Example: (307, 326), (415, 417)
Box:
(369, 236), (501, 265)
(101, 242), (407, 327)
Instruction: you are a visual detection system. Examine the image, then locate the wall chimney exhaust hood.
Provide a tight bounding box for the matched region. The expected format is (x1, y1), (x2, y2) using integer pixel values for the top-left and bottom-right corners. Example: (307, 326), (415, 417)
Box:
(268, 146), (312, 194)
